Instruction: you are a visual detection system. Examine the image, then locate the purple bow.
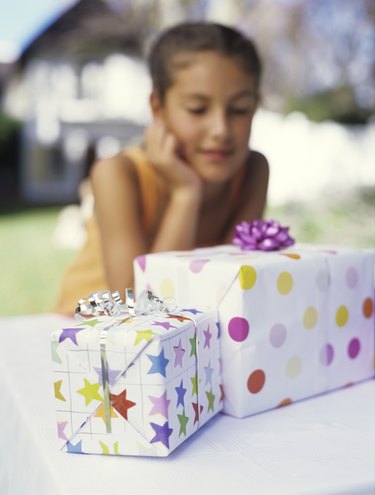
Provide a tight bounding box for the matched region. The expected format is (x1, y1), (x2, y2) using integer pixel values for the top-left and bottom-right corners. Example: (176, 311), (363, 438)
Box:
(233, 219), (295, 251)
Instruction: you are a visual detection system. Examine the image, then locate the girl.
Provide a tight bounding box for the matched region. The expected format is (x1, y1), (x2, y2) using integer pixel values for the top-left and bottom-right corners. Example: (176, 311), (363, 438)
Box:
(54, 22), (269, 315)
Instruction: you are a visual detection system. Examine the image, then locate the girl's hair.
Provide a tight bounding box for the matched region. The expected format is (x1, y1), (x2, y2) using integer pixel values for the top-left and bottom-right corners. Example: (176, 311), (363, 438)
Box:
(148, 22), (262, 102)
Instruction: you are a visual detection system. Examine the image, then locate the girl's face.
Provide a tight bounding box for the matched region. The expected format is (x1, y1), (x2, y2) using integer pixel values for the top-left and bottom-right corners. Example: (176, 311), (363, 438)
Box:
(152, 51), (258, 183)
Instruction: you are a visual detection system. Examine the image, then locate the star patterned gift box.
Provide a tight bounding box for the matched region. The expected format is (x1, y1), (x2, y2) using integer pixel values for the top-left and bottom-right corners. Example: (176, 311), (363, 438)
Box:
(51, 309), (222, 456)
(134, 244), (375, 418)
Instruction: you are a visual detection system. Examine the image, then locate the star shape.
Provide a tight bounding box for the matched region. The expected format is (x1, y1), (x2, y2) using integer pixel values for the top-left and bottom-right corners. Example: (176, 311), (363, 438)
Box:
(192, 402), (204, 425)
(99, 440), (110, 455)
(147, 349), (169, 377)
(189, 336), (197, 357)
(76, 378), (103, 406)
(173, 339), (185, 367)
(203, 326), (212, 348)
(94, 403), (118, 421)
(51, 341), (61, 363)
(175, 379), (186, 408)
(216, 321), (221, 338)
(57, 421), (68, 440)
(150, 421), (173, 449)
(110, 389), (136, 419)
(78, 318), (101, 327)
(219, 384), (225, 402)
(54, 380), (66, 401)
(206, 389), (216, 412)
(151, 321), (176, 331)
(66, 439), (83, 453)
(191, 373), (198, 396)
(181, 308), (202, 315)
(204, 361), (214, 385)
(98, 440), (120, 455)
(167, 314), (191, 323)
(134, 329), (154, 345)
(59, 327), (84, 345)
(149, 391), (170, 417)
(93, 363), (122, 387)
(177, 410), (189, 437)
(136, 441), (153, 453)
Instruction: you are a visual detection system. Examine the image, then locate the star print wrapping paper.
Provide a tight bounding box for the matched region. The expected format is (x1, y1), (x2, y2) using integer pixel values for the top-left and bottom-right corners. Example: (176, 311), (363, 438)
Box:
(134, 244), (375, 418)
(51, 309), (222, 456)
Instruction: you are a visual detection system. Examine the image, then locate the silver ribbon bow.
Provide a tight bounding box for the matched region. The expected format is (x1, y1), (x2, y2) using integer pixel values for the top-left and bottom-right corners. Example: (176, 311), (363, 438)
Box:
(75, 289), (176, 318)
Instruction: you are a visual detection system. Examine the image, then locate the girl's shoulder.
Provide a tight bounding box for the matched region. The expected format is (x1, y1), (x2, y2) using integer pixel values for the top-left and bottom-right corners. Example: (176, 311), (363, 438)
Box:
(90, 147), (150, 192)
(90, 147), (158, 233)
(91, 148), (137, 177)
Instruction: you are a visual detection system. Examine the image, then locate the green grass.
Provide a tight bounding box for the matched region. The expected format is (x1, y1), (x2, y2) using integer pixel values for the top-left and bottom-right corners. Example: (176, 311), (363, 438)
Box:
(0, 208), (75, 316)
(266, 186), (375, 248)
(0, 187), (374, 316)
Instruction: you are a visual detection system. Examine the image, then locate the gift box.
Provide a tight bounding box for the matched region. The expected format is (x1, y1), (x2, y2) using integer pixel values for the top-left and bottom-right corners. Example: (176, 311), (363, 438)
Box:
(134, 243), (375, 418)
(51, 305), (222, 456)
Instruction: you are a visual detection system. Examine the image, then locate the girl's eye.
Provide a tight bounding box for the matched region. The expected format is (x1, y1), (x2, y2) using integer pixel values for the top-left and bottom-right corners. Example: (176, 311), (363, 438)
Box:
(187, 107), (206, 115)
(230, 107), (252, 115)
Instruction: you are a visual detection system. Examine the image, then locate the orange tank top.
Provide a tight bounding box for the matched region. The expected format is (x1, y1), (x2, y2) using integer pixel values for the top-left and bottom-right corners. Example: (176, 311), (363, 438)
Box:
(53, 147), (245, 315)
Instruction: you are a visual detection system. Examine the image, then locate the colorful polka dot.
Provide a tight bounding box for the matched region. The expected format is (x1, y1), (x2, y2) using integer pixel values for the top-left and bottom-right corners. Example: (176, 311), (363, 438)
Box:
(238, 265), (257, 290)
(277, 272), (293, 295)
(247, 369), (266, 394)
(320, 343), (334, 366)
(136, 255), (146, 272)
(286, 356), (302, 379)
(363, 297), (374, 318)
(316, 270), (330, 291)
(159, 278), (175, 299)
(228, 317), (250, 342)
(277, 398), (293, 408)
(336, 305), (349, 327)
(345, 267), (358, 289)
(189, 259), (210, 273)
(281, 253), (301, 260)
(303, 306), (318, 330)
(269, 323), (287, 348)
(348, 338), (360, 359)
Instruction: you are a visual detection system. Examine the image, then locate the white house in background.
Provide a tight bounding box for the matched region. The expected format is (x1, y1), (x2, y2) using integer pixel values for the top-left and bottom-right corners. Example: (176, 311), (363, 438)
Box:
(2, 0), (151, 204)
(3, 0), (374, 206)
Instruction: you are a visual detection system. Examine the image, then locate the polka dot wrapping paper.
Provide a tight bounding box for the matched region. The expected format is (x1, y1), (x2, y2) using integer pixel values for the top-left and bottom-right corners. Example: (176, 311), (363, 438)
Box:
(134, 243), (375, 418)
(51, 309), (222, 456)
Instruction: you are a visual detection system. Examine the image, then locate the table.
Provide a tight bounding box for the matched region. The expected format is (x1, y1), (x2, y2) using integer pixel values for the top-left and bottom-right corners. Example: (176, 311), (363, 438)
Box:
(1, 313), (374, 495)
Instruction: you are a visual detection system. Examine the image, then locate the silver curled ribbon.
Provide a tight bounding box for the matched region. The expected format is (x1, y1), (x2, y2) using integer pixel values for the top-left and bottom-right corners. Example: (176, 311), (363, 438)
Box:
(75, 289), (177, 318)
(74, 289), (176, 433)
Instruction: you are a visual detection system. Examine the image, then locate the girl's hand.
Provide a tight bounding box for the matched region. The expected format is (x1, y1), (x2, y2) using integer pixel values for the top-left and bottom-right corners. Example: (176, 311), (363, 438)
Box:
(145, 121), (202, 198)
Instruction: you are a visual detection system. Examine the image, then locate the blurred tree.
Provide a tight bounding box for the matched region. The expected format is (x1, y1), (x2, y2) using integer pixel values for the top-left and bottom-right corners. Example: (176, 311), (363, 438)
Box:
(8, 0), (373, 124)
(119, 0), (374, 123)
(0, 113), (21, 206)
(237, 0), (375, 123)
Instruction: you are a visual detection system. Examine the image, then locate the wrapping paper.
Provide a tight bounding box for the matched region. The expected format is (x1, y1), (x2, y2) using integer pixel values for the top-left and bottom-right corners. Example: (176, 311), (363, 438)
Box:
(134, 243), (375, 418)
(51, 309), (222, 456)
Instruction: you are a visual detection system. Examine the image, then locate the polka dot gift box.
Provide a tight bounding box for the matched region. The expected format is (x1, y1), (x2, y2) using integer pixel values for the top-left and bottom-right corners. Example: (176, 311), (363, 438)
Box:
(134, 243), (375, 418)
(51, 303), (222, 456)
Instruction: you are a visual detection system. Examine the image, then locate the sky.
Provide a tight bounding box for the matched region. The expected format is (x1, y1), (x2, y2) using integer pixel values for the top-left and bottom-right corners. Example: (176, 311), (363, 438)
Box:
(0, 0), (76, 62)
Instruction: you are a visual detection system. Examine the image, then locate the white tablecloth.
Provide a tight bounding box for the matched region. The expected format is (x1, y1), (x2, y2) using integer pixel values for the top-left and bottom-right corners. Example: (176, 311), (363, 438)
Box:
(0, 313), (374, 495)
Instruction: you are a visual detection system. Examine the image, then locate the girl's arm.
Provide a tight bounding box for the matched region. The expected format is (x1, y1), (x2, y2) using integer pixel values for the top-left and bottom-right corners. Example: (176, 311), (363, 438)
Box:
(91, 154), (149, 292)
(91, 124), (203, 294)
(223, 150), (270, 243)
(143, 120), (203, 253)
